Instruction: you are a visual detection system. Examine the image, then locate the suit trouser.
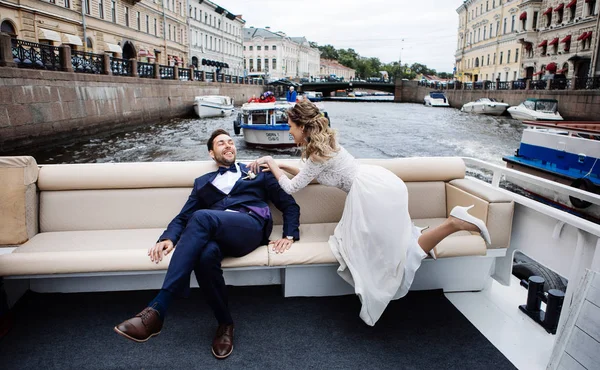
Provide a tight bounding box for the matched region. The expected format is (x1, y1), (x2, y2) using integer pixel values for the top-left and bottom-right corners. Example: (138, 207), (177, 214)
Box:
(162, 209), (266, 324)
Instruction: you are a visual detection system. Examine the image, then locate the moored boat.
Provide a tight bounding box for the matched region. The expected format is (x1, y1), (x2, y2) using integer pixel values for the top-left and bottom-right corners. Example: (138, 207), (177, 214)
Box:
(461, 98), (509, 115)
(507, 98), (563, 121)
(233, 101), (329, 149)
(304, 91), (323, 102)
(193, 95), (235, 118)
(503, 120), (600, 220)
(423, 91), (450, 107)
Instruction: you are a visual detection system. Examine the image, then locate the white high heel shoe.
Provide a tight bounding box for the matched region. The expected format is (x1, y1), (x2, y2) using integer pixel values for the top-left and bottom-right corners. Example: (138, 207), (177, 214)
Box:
(449, 205), (492, 245)
(416, 226), (436, 259)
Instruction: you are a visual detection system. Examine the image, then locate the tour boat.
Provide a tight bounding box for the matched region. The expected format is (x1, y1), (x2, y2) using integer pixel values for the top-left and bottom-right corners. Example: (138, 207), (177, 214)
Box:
(506, 98), (564, 121)
(423, 91), (450, 107)
(233, 101), (329, 149)
(193, 95), (235, 118)
(461, 98), (509, 115)
(503, 120), (600, 221)
(303, 91), (323, 102)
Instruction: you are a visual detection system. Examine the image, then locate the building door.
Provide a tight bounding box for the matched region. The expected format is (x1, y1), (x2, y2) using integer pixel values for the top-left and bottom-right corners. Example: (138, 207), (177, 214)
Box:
(122, 41), (136, 60)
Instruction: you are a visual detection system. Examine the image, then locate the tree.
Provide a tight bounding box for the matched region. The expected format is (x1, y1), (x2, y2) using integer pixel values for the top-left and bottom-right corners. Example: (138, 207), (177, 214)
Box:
(318, 44), (339, 60)
(308, 41), (318, 48)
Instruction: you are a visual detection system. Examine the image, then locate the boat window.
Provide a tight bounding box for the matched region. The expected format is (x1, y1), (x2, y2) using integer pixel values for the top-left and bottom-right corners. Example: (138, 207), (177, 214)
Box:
(535, 100), (558, 112)
(430, 93), (446, 99)
(523, 100), (536, 110)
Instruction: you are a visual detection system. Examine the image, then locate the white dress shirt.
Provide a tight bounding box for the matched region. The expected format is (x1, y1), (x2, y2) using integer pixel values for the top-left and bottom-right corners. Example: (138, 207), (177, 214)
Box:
(211, 164), (241, 194)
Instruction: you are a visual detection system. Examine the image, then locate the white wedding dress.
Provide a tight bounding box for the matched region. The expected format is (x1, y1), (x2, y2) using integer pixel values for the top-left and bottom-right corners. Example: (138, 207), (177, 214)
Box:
(278, 146), (426, 326)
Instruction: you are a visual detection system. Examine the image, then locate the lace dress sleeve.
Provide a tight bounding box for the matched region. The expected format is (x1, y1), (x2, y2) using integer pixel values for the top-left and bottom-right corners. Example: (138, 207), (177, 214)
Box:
(278, 159), (327, 194)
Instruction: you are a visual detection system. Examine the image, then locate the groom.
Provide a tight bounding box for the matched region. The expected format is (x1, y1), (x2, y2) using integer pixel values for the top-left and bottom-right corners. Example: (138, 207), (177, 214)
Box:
(114, 129), (300, 359)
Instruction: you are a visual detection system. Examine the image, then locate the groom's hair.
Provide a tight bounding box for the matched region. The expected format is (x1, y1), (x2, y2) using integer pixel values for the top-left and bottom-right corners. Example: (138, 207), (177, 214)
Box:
(207, 129), (230, 151)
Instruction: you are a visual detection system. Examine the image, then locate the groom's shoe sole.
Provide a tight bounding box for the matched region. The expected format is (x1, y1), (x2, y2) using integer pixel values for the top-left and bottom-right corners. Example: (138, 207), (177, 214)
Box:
(113, 326), (161, 343)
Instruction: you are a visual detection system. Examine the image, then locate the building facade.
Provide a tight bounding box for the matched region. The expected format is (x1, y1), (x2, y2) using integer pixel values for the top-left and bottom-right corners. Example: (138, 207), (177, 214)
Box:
(188, 0), (245, 75)
(517, 0), (599, 79)
(319, 59), (356, 80)
(243, 27), (320, 80)
(455, 0), (525, 83)
(0, 0), (188, 65)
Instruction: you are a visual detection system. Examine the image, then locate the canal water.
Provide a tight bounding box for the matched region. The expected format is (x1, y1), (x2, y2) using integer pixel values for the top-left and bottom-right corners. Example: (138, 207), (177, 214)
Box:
(13, 102), (523, 165)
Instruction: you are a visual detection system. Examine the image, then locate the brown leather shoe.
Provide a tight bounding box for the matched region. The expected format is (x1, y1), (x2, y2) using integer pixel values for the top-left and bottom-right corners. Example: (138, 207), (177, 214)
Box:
(212, 324), (234, 359)
(114, 307), (163, 343)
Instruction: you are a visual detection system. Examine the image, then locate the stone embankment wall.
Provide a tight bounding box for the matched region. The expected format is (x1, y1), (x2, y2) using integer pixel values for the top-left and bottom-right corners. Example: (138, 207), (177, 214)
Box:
(395, 81), (600, 121)
(0, 68), (264, 152)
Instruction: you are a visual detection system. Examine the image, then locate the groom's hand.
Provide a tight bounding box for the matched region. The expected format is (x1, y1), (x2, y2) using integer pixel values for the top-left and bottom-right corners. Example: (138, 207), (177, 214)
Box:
(148, 239), (174, 263)
(269, 238), (293, 254)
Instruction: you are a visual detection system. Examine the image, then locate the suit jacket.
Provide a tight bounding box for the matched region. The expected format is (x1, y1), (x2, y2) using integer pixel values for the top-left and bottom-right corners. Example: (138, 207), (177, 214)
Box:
(159, 163), (300, 245)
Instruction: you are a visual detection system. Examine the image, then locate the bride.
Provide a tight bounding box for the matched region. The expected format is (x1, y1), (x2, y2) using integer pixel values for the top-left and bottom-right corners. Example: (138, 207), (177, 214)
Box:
(248, 100), (491, 326)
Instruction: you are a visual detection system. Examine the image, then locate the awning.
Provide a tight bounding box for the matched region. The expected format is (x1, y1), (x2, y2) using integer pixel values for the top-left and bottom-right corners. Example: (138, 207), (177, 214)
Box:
(61, 33), (82, 46)
(577, 32), (588, 41)
(549, 37), (559, 46)
(38, 28), (61, 42)
(105, 43), (122, 53)
(524, 42), (533, 50)
(554, 3), (564, 12)
(567, 0), (577, 8)
(556, 68), (568, 74)
(584, 31), (593, 40)
(543, 7), (553, 16)
(546, 62), (558, 71)
(538, 40), (548, 47)
(138, 49), (155, 58)
(519, 11), (527, 20)
(561, 35), (572, 43)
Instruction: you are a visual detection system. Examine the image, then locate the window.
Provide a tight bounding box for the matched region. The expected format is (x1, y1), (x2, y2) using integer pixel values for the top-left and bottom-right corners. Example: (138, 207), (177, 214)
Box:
(557, 7), (564, 24)
(569, 5), (576, 21)
(505, 72), (509, 81)
(496, 21), (500, 36)
(507, 50), (511, 62)
(487, 54), (490, 65)
(500, 51), (503, 64)
(272, 58), (276, 70)
(483, 28), (486, 40)
(272, 45), (276, 50)
(249, 46), (253, 51)
(168, 25), (171, 40)
(546, 11), (552, 27)
(205, 13), (207, 23)
(532, 12), (538, 30)
(503, 18), (507, 34)
(111, 1), (116, 23)
(137, 12), (141, 30)
(264, 58), (268, 70)
(154, 18), (157, 35)
(475, 57), (479, 67)
(511, 15), (515, 32)
(257, 58), (262, 71)
(589, 0), (597, 16)
(86, 37), (93, 49)
(515, 48), (519, 62)
(125, 7), (129, 27)
(244, 59), (246, 69)
(249, 59), (254, 71)
(489, 24), (493, 38)
(146, 15), (149, 33)
(265, 45), (269, 51)
(514, 71), (517, 80)
(243, 46), (246, 51)
(478, 28), (481, 42)
(99, 0), (104, 19)
(493, 53), (496, 64)
(486, 0), (489, 11)
(84, 0), (90, 14)
(257, 46), (261, 51)
(65, 0), (70, 8)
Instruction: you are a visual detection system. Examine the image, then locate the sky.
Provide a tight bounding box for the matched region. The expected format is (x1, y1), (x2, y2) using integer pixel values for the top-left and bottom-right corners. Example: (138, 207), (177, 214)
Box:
(216, 0), (462, 73)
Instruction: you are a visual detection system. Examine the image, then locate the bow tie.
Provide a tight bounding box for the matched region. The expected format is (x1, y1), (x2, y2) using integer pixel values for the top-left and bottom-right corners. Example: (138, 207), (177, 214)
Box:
(218, 164), (238, 175)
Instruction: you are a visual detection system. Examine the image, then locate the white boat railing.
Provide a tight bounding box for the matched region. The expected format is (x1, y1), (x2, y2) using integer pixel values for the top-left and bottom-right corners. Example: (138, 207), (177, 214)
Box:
(463, 157), (600, 341)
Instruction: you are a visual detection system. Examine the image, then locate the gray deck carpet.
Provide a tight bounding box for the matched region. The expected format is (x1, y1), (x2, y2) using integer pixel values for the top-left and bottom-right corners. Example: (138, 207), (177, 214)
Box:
(0, 286), (517, 370)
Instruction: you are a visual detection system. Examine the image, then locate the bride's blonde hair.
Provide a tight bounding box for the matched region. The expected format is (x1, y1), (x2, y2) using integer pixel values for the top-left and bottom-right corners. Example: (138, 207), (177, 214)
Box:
(287, 100), (338, 162)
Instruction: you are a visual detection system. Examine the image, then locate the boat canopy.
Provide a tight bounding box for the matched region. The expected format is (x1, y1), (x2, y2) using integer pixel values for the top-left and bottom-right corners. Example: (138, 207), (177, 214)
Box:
(525, 98), (559, 103)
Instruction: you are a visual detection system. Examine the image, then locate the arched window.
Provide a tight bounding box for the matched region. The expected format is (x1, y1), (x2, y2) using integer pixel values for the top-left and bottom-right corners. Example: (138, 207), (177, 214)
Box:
(475, 57), (480, 67)
(192, 56), (198, 67)
(1, 20), (17, 37)
(86, 37), (93, 50)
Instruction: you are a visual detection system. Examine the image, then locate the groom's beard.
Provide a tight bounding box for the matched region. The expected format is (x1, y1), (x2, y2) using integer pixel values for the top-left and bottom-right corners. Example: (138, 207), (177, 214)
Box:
(214, 154), (235, 167)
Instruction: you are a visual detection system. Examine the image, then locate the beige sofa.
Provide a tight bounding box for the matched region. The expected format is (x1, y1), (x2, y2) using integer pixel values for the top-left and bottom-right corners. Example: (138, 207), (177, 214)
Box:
(0, 156), (514, 304)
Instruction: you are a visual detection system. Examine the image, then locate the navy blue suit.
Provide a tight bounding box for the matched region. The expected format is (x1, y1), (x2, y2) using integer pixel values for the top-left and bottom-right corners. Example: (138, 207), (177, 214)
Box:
(159, 163), (300, 324)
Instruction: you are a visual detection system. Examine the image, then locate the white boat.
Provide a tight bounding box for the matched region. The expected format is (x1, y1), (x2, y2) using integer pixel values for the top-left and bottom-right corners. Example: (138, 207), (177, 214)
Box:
(461, 98), (509, 115)
(193, 95), (234, 118)
(507, 98), (563, 121)
(304, 91), (323, 102)
(423, 91), (450, 107)
(233, 101), (328, 149)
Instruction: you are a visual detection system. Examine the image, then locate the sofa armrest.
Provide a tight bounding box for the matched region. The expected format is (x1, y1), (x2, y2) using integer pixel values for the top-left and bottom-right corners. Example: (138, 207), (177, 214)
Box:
(446, 179), (514, 250)
(0, 156), (39, 246)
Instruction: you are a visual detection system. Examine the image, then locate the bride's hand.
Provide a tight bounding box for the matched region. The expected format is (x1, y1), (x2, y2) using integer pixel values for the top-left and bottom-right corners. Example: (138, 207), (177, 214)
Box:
(248, 156), (273, 173)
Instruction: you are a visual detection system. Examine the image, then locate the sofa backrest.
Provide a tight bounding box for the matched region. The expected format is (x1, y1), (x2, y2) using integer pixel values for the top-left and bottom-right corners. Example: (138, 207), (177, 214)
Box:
(37, 158), (465, 232)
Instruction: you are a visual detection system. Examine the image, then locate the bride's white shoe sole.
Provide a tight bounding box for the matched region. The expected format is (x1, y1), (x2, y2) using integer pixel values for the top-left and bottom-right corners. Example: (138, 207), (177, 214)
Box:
(449, 205), (492, 245)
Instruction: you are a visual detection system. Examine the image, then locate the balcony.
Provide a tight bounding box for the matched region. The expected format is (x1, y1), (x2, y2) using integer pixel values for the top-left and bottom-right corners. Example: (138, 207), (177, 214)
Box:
(516, 30), (539, 44)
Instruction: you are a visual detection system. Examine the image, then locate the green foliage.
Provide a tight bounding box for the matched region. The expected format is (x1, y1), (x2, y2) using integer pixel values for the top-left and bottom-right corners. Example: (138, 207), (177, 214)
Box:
(311, 42), (449, 79)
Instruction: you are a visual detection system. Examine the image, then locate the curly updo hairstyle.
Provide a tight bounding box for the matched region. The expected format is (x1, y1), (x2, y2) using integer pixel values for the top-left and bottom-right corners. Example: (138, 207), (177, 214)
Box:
(287, 100), (338, 162)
